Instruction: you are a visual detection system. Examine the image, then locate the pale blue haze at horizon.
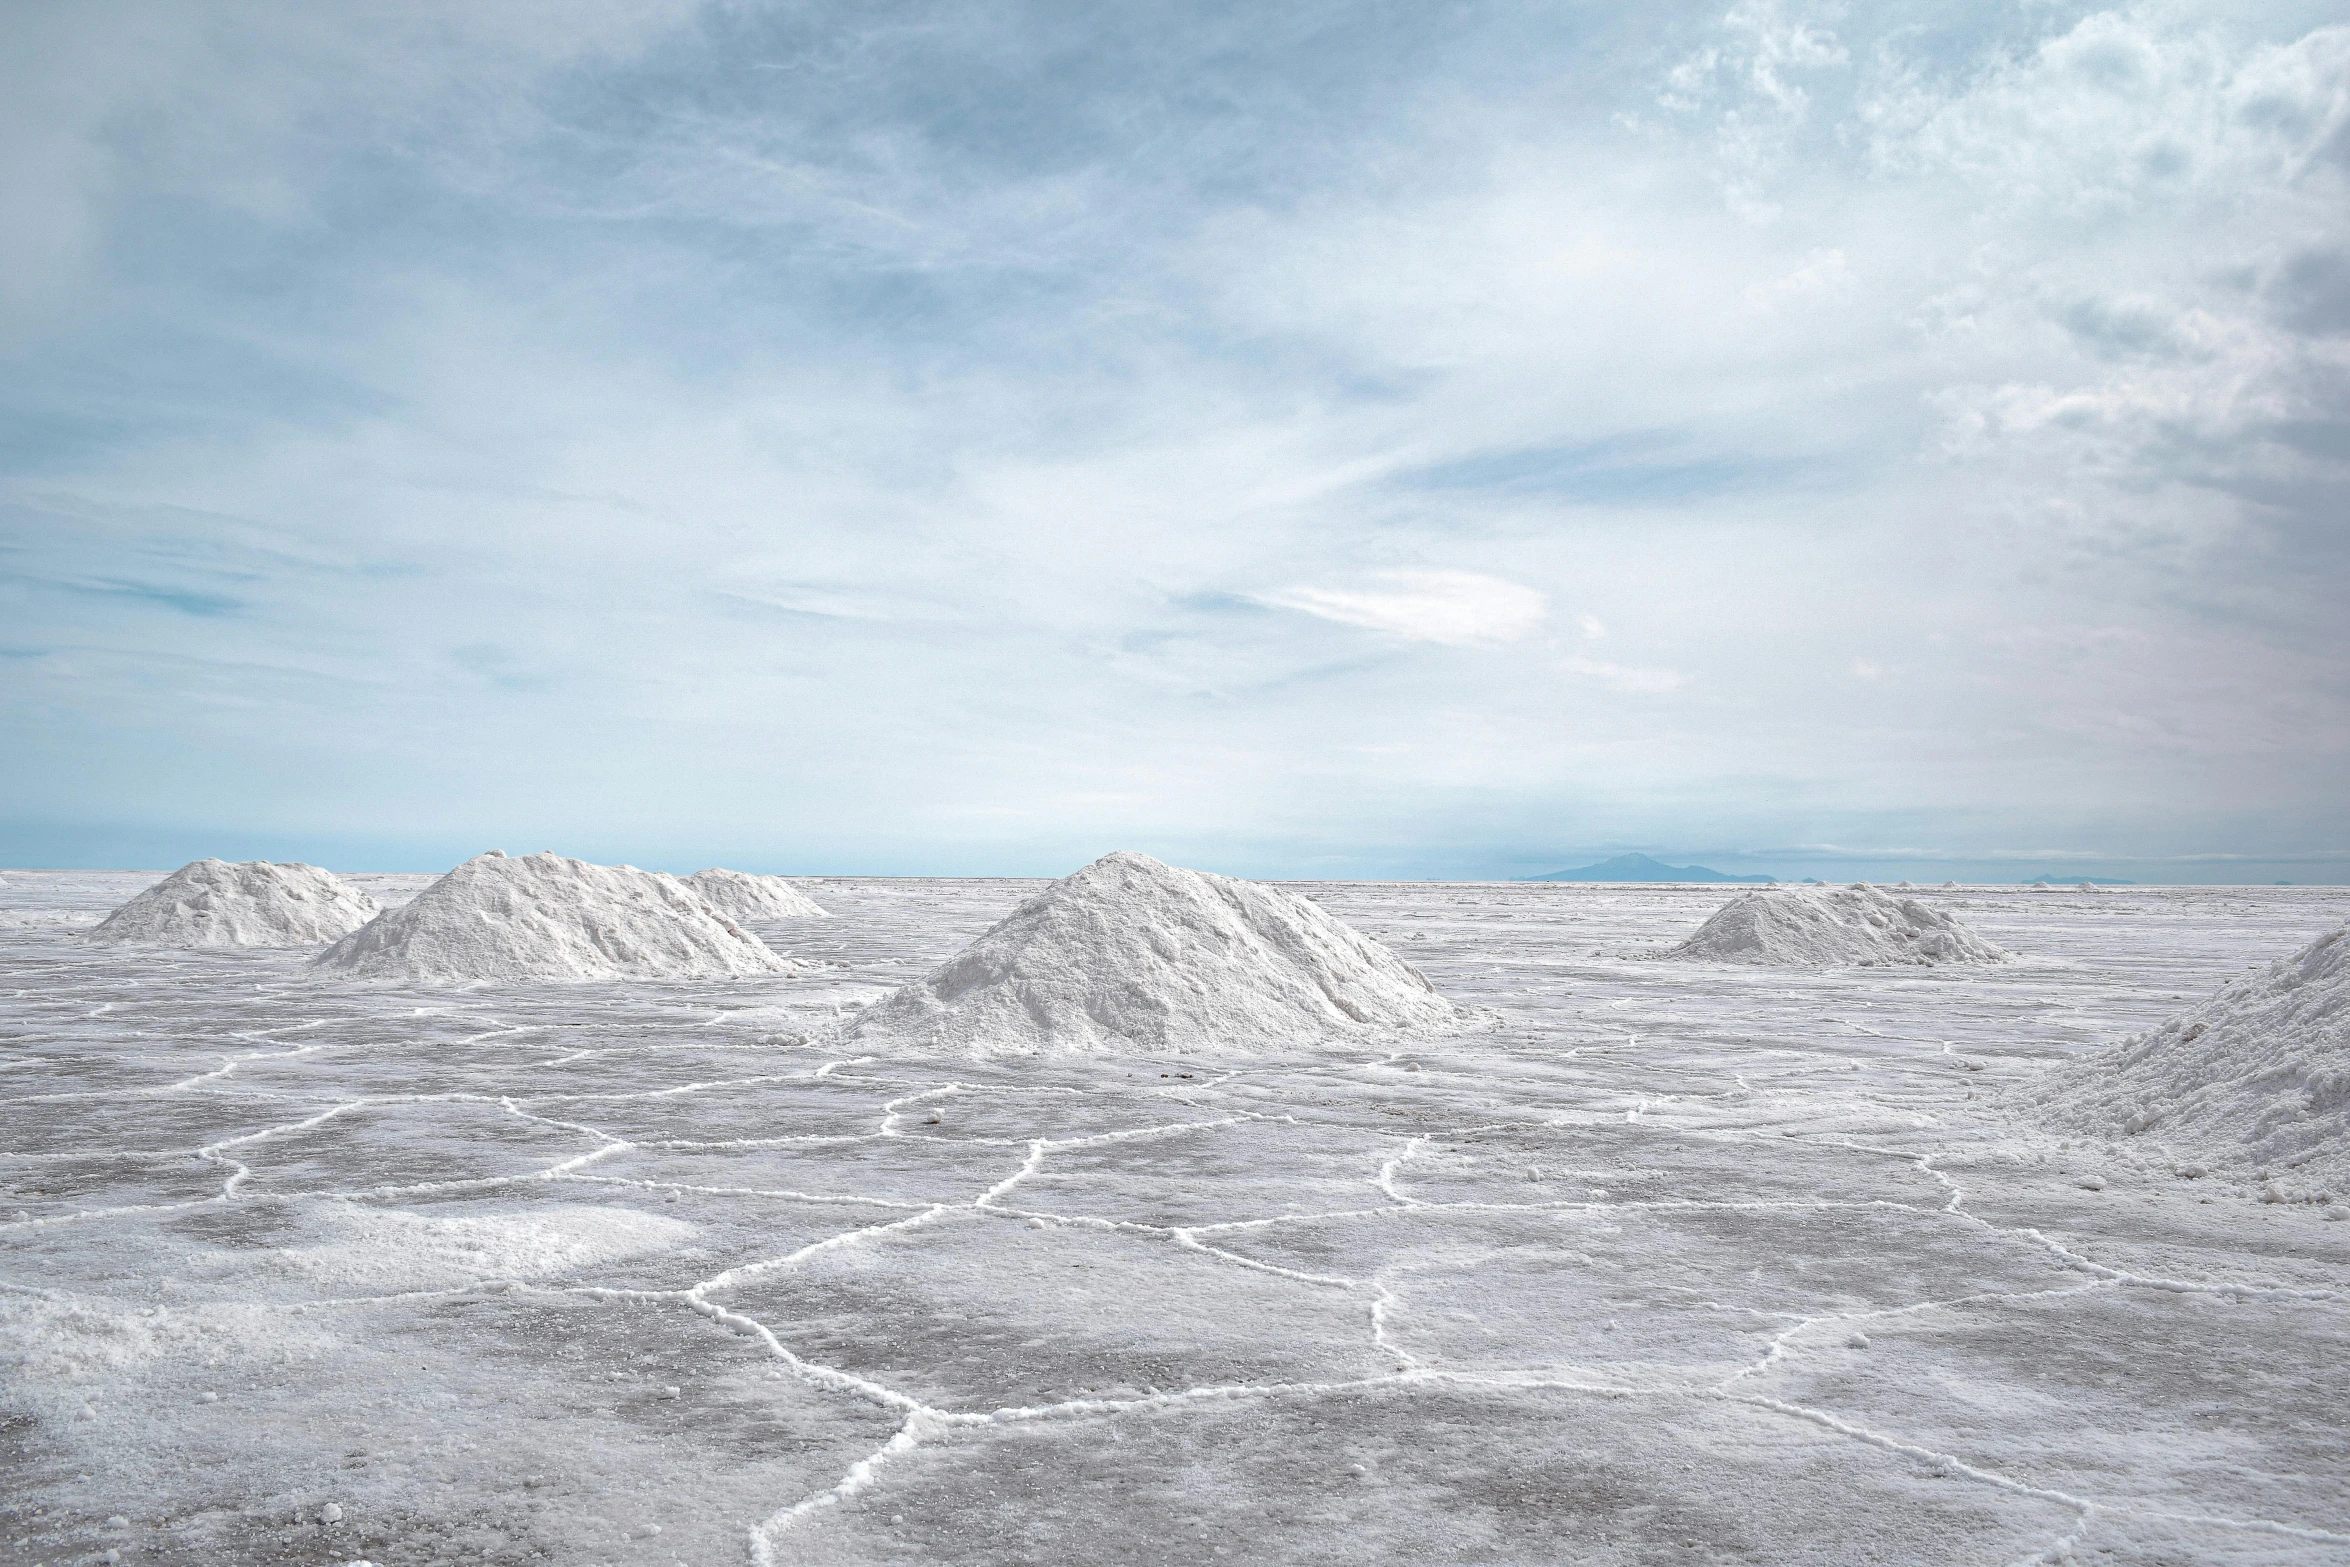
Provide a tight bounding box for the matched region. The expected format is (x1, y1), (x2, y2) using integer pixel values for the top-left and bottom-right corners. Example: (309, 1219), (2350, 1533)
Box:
(1, 0), (2345, 883)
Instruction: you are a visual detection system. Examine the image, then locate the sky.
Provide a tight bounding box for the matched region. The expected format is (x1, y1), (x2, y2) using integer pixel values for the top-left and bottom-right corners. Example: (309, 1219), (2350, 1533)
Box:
(2, 0), (2346, 883)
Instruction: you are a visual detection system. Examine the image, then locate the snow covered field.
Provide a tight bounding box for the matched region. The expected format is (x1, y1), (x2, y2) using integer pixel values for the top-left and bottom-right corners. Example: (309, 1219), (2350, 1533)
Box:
(5, 872), (2348, 1566)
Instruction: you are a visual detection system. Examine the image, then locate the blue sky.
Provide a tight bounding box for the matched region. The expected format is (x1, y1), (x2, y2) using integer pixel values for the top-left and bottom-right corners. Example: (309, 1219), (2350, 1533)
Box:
(3, 0), (2346, 882)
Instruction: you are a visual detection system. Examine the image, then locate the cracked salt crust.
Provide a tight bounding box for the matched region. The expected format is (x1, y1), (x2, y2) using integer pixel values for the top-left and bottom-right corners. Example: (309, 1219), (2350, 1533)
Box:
(2, 872), (2347, 1565)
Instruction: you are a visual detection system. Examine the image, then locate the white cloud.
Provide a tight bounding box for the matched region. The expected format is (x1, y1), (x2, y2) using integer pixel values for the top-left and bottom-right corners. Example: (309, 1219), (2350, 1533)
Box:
(1255, 570), (1547, 646)
(1860, 12), (2350, 210)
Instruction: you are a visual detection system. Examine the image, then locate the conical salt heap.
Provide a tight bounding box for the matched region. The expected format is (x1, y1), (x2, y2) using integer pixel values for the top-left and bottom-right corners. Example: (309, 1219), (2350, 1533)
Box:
(685, 868), (829, 921)
(88, 860), (379, 948)
(313, 851), (790, 983)
(842, 851), (1466, 1056)
(1662, 882), (2007, 968)
(2015, 927), (2349, 1200)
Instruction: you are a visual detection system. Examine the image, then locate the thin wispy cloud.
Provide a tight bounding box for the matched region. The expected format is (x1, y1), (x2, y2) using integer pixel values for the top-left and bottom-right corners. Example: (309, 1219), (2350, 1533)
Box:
(1256, 571), (1547, 647)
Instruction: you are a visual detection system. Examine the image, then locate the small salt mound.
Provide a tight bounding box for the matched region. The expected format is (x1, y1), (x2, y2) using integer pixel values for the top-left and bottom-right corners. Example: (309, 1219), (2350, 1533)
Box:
(2016, 928), (2350, 1200)
(843, 850), (1467, 1057)
(313, 850), (790, 983)
(685, 867), (829, 920)
(87, 860), (378, 948)
(1661, 883), (2008, 968)
(2076, 881), (2103, 893)
(2031, 881), (2052, 891)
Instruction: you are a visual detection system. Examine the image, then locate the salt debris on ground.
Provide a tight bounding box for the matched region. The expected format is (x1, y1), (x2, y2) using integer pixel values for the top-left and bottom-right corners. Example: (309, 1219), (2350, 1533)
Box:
(2018, 926), (2350, 1201)
(843, 850), (1469, 1056)
(1661, 882), (2008, 968)
(311, 851), (791, 983)
(272, 1202), (697, 1292)
(86, 860), (378, 948)
(684, 867), (830, 920)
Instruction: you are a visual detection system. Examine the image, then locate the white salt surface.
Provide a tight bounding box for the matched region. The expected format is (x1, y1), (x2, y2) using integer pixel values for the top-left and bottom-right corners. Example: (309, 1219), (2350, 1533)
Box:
(843, 851), (1468, 1056)
(87, 859), (378, 948)
(1664, 882), (2008, 967)
(5, 874), (2350, 1566)
(273, 1202), (699, 1292)
(2019, 925), (2350, 1201)
(687, 868), (831, 921)
(313, 851), (791, 983)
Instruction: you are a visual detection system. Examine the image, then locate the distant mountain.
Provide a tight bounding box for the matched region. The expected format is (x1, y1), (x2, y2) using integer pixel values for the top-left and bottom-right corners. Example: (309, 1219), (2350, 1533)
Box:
(1524, 853), (1774, 884)
(2019, 877), (2136, 885)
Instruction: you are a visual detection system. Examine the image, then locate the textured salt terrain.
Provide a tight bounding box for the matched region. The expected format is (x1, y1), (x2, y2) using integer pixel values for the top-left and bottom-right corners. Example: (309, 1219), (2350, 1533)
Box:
(4, 875), (2349, 1566)
(2019, 926), (2350, 1201)
(88, 860), (378, 948)
(1663, 883), (2007, 967)
(844, 852), (1468, 1057)
(315, 853), (792, 984)
(686, 870), (830, 923)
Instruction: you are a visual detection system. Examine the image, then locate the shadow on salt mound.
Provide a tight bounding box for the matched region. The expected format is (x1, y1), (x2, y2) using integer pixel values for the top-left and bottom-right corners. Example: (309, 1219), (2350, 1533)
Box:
(269, 1202), (697, 1292)
(684, 866), (829, 920)
(2012, 926), (2350, 1202)
(87, 859), (378, 948)
(311, 850), (792, 983)
(1659, 883), (2008, 968)
(842, 850), (1477, 1058)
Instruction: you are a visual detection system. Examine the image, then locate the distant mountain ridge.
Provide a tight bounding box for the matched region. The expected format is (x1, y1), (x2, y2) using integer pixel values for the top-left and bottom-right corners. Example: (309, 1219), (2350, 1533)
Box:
(1524, 852), (1774, 884)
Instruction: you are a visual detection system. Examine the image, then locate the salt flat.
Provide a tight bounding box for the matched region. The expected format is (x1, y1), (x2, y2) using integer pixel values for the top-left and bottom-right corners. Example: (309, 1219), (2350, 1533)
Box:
(4, 874), (2348, 1566)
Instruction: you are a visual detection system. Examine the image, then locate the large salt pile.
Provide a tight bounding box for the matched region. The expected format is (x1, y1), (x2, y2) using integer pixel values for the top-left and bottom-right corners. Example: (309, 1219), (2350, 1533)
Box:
(2016, 927), (2350, 1200)
(313, 851), (791, 983)
(685, 867), (829, 920)
(843, 850), (1466, 1057)
(87, 860), (379, 948)
(1662, 882), (2007, 967)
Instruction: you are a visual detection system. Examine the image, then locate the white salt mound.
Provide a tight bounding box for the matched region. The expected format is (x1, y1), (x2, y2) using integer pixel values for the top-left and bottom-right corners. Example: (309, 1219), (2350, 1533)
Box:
(87, 860), (378, 948)
(685, 867), (829, 920)
(843, 850), (1468, 1057)
(2017, 927), (2350, 1200)
(312, 851), (790, 983)
(1662, 882), (2008, 968)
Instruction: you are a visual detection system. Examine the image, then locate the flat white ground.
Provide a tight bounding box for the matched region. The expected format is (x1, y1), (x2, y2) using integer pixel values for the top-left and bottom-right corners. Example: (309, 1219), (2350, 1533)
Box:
(4, 874), (2349, 1567)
